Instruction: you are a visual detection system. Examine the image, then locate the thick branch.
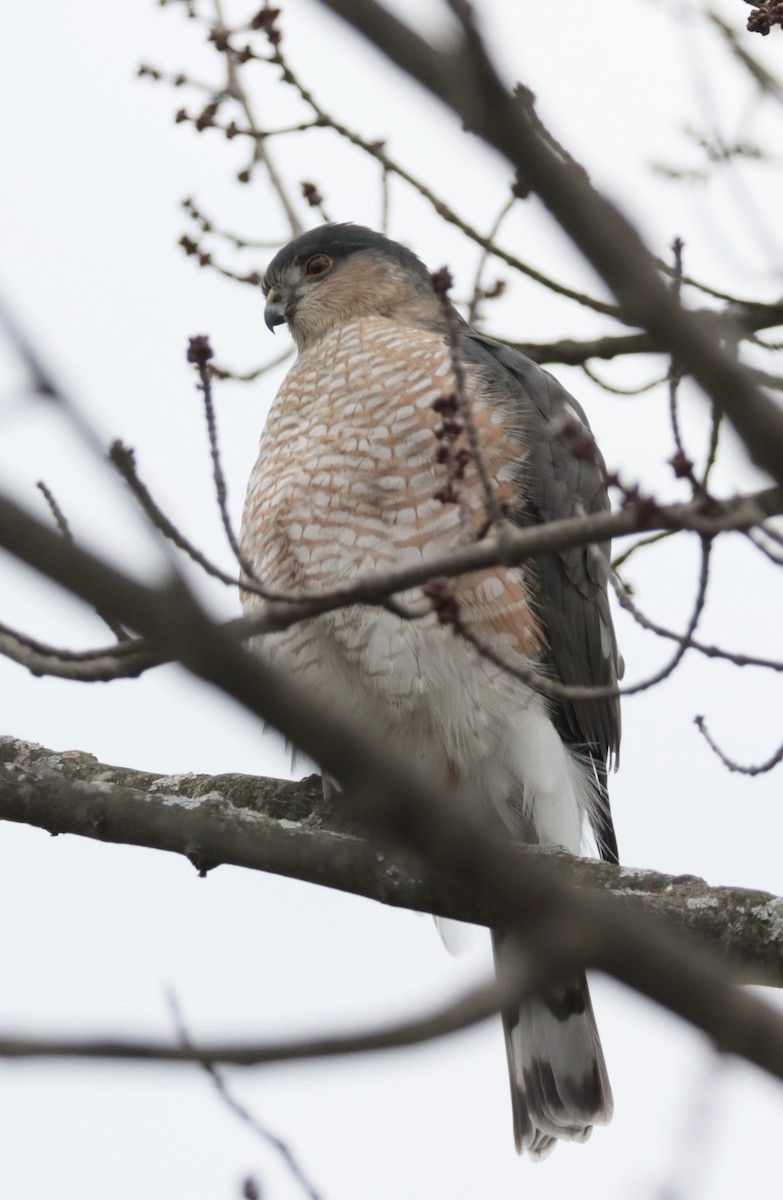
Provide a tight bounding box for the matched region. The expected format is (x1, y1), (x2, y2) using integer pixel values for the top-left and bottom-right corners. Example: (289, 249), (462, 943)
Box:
(2, 737), (783, 987)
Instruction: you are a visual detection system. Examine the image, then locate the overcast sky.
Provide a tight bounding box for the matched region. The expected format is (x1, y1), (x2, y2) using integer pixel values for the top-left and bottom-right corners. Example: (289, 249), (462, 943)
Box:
(2, 2), (783, 1198)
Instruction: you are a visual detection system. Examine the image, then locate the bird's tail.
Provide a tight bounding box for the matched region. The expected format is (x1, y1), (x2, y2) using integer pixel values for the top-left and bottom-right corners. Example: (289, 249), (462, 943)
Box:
(493, 932), (613, 1160)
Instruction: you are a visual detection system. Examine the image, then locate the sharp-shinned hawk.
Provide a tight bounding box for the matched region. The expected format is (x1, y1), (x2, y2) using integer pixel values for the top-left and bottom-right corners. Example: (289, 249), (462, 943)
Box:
(240, 223), (621, 1160)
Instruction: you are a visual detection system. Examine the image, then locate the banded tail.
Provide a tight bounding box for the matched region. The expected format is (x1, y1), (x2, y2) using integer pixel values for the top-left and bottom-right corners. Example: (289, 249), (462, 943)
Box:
(494, 933), (613, 1160)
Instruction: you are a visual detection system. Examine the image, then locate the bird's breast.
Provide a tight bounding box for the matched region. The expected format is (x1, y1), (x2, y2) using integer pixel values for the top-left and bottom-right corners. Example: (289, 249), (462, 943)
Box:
(240, 315), (545, 692)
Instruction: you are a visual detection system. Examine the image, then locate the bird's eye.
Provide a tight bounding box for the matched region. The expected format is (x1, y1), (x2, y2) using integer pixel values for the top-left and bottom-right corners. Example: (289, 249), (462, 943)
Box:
(304, 254), (332, 277)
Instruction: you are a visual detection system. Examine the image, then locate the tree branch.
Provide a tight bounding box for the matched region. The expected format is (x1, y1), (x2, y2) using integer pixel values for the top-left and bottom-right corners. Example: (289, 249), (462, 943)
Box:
(0, 975), (506, 1067)
(2, 485), (780, 682)
(3, 736), (783, 988)
(511, 297), (783, 366)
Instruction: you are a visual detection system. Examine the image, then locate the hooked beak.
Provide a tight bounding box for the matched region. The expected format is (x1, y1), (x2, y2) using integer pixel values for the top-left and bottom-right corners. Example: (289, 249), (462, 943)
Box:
(264, 287), (288, 333)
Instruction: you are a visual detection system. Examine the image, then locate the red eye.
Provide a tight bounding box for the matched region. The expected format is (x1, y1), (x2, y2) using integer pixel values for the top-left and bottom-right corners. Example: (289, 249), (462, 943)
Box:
(304, 254), (332, 277)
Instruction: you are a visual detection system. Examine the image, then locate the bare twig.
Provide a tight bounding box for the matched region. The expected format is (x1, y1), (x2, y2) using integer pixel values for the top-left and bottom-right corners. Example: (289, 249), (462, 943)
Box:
(432, 269), (506, 531)
(179, 233), (262, 285)
(176, 109), (322, 142)
(666, 237), (703, 493)
(612, 529), (675, 571)
(708, 10), (783, 103)
(755, 519), (783, 550)
(467, 193), (514, 325)
(168, 993), (325, 1200)
(701, 404), (722, 489)
(36, 482), (72, 541)
(581, 363), (667, 396)
(36, 482), (129, 643)
(0, 623), (154, 681)
(695, 719), (783, 776)
(181, 196), (284, 250)
(211, 0), (303, 234)
(746, 527), (783, 566)
(187, 335), (258, 581)
(110, 440), (243, 588)
(612, 537), (711, 695)
(209, 346), (294, 382)
(608, 573), (783, 674)
(300, 179), (331, 224)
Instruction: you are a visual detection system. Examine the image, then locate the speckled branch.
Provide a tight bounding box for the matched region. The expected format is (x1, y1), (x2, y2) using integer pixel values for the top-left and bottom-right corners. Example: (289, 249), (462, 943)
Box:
(2, 736), (783, 989)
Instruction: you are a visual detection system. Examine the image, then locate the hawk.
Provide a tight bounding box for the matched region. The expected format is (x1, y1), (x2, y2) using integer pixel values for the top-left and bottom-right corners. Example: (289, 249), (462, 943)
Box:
(240, 223), (621, 1160)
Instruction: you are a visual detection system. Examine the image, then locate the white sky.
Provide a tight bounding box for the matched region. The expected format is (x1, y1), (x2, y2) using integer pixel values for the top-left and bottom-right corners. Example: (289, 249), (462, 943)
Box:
(2, 2), (783, 1198)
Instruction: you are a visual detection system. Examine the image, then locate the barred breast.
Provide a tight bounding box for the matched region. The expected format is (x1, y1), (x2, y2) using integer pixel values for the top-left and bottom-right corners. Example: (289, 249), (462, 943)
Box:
(240, 315), (546, 755)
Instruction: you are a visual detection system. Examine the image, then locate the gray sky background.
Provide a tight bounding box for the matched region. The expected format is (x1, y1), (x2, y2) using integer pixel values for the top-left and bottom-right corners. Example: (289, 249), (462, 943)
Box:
(2, 2), (783, 1197)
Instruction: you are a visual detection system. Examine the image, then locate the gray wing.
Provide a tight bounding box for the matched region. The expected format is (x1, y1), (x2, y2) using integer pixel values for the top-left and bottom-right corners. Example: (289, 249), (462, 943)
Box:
(459, 331), (621, 864)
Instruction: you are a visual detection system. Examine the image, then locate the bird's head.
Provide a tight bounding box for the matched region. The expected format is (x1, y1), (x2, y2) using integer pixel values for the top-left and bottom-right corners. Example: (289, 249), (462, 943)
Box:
(262, 223), (441, 350)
